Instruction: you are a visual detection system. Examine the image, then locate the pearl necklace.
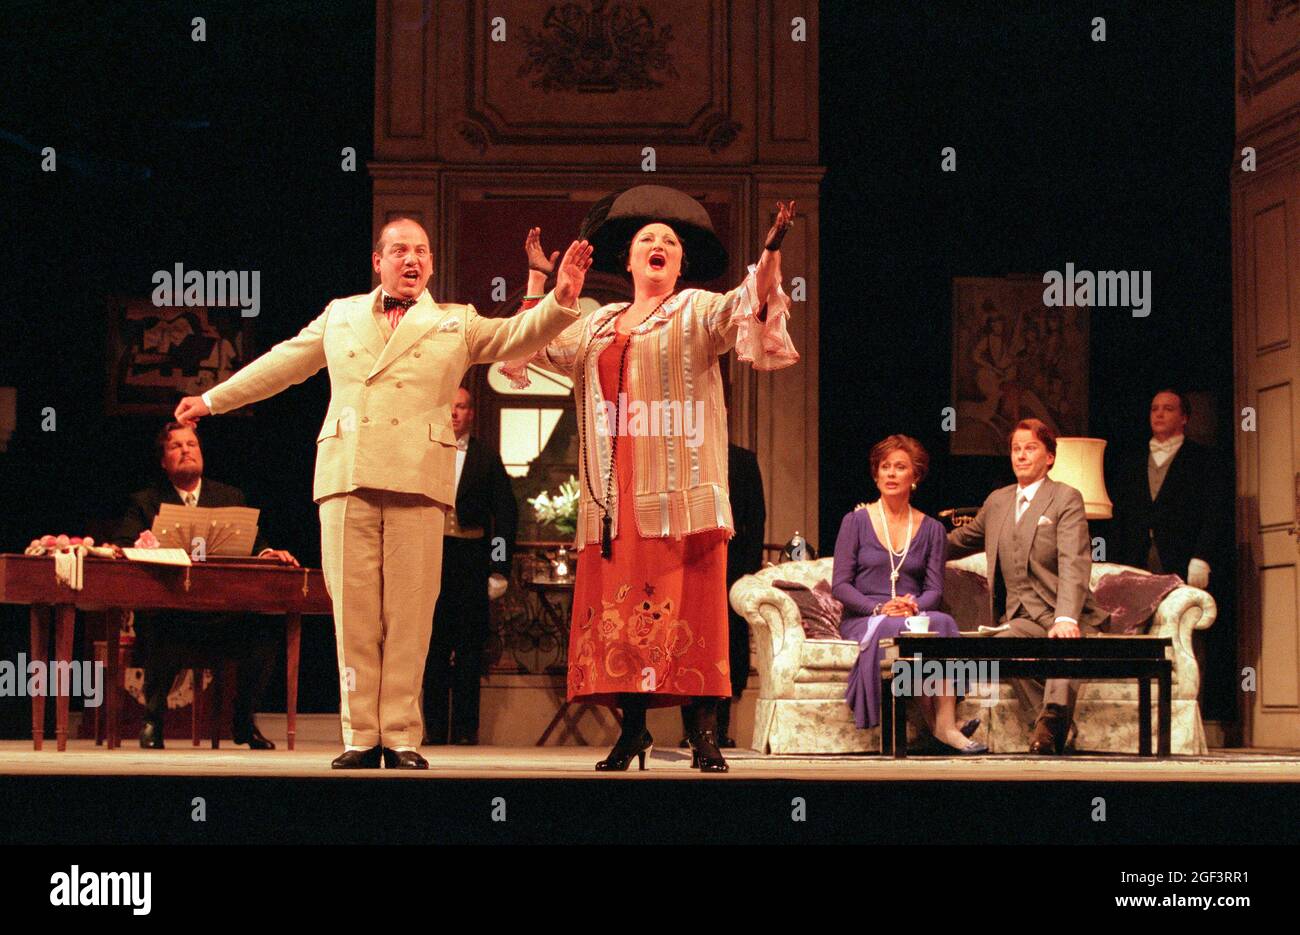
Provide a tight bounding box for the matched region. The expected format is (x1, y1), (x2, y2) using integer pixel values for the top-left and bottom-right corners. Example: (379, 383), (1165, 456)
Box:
(875, 500), (913, 600)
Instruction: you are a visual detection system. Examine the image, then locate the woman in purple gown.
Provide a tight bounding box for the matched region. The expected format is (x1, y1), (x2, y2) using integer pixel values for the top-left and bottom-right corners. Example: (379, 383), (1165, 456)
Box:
(832, 435), (985, 753)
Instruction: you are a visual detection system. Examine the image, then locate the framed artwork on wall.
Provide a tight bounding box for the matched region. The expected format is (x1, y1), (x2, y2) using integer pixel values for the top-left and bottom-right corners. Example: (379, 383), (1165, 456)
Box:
(950, 275), (1089, 455)
(106, 298), (254, 415)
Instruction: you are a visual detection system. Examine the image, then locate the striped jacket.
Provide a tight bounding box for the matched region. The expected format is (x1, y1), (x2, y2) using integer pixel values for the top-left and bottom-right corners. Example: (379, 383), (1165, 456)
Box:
(502, 265), (797, 547)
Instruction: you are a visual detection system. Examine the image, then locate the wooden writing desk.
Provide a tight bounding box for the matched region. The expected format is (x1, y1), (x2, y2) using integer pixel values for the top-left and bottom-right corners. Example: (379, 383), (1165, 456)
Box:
(0, 554), (332, 751)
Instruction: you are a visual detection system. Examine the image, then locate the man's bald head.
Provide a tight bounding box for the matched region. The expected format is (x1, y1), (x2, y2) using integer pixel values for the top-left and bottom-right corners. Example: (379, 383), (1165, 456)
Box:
(374, 217), (429, 254)
(372, 217), (433, 300)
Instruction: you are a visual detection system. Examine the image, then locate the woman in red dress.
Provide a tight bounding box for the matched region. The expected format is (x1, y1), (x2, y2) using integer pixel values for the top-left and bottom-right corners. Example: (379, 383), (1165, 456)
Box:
(503, 186), (797, 771)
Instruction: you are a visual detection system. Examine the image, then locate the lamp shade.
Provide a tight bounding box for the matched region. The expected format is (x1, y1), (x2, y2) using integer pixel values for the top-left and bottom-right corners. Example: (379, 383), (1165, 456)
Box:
(1048, 437), (1113, 519)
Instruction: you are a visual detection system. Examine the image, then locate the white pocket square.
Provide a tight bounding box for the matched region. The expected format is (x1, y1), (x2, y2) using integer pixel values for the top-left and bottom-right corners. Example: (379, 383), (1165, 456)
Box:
(1036, 515), (1054, 526)
(436, 317), (461, 333)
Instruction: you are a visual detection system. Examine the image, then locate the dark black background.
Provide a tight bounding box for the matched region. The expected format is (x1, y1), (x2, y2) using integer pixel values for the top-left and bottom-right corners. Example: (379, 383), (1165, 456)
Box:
(0, 1), (1238, 729)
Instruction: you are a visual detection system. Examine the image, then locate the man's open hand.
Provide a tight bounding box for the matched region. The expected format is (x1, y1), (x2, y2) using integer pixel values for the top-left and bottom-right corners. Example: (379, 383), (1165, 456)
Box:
(259, 549), (299, 566)
(174, 396), (210, 425)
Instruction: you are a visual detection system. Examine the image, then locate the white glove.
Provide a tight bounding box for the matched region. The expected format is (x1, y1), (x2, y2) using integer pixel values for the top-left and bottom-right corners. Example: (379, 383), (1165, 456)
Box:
(488, 573), (508, 600)
(1187, 558), (1210, 590)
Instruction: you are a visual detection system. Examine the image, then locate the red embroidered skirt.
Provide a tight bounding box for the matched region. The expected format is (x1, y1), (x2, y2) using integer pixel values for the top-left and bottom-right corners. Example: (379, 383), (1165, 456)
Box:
(565, 332), (731, 707)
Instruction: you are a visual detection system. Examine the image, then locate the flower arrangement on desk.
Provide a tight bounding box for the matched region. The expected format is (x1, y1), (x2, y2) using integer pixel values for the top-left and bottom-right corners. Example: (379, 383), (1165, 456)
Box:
(527, 476), (580, 537)
(24, 533), (117, 558)
(25, 533), (120, 589)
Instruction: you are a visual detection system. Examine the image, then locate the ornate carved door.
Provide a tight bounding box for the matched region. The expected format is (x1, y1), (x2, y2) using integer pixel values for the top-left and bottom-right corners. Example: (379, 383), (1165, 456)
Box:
(1234, 1), (1300, 746)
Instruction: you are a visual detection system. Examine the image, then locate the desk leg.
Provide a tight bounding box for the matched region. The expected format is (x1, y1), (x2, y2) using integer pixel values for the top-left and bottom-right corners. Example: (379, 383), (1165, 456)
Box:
(54, 605), (75, 751)
(210, 665), (223, 749)
(1138, 675), (1152, 757)
(192, 669), (204, 747)
(1158, 666), (1172, 758)
(880, 666), (893, 755)
(29, 606), (49, 750)
(115, 637), (131, 750)
(893, 682), (908, 760)
(285, 613), (301, 752)
(105, 610), (125, 750)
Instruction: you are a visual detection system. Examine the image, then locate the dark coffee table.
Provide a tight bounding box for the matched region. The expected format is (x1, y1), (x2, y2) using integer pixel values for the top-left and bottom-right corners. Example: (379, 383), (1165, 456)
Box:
(878, 635), (1174, 758)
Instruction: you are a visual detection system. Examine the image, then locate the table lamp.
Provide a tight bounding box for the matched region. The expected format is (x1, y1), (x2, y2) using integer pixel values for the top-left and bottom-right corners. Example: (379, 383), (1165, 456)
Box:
(1048, 437), (1113, 519)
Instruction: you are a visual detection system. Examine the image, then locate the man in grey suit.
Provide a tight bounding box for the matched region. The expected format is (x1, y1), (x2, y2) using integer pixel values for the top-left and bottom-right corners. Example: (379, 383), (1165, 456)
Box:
(948, 419), (1109, 754)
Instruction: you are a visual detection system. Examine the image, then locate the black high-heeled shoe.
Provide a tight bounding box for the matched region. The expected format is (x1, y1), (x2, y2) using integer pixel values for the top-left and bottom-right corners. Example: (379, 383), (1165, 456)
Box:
(688, 729), (729, 773)
(595, 730), (654, 771)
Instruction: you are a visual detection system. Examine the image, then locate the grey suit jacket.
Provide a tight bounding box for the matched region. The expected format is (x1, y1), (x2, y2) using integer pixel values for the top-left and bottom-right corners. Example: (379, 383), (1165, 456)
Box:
(947, 477), (1108, 629)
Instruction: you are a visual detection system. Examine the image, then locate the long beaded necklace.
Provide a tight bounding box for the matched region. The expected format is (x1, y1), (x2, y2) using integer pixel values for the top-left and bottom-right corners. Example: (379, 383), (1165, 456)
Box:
(875, 500), (914, 600)
(575, 292), (675, 559)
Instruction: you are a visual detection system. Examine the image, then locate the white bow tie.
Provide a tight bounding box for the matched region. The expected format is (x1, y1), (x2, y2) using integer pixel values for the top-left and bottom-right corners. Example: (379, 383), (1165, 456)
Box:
(1149, 437), (1181, 453)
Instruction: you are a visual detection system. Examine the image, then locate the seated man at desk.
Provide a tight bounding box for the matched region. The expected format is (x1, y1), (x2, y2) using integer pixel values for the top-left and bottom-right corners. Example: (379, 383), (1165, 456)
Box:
(112, 421), (298, 750)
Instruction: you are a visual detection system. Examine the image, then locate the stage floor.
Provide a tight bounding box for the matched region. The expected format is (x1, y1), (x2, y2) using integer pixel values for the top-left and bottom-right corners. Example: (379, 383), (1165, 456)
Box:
(5, 741), (1299, 844)
(3, 740), (1299, 782)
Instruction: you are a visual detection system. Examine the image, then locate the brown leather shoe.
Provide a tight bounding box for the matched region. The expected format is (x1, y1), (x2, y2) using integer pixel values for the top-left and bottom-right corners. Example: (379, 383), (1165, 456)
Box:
(1027, 704), (1069, 755)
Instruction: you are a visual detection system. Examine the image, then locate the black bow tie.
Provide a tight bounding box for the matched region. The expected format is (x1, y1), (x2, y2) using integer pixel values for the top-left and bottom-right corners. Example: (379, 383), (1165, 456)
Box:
(383, 295), (416, 311)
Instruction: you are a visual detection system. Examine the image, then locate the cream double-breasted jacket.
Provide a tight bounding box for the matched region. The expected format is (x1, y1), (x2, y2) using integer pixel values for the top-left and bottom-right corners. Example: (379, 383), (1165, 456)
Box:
(205, 286), (579, 505)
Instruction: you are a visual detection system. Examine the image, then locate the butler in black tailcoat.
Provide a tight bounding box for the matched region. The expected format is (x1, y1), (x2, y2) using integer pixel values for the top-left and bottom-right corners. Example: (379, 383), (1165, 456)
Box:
(112, 422), (298, 749)
(1109, 389), (1227, 590)
(422, 388), (518, 745)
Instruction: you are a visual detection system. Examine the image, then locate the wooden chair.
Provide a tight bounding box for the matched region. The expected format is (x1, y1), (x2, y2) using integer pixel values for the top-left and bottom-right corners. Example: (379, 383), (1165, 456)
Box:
(91, 635), (235, 749)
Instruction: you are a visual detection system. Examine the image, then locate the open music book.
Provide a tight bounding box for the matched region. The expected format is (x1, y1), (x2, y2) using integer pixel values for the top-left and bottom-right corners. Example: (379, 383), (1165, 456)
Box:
(149, 504), (261, 557)
(120, 547), (192, 566)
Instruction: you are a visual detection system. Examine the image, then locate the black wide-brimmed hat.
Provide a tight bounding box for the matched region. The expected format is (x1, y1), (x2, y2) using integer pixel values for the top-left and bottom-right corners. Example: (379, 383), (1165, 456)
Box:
(578, 185), (728, 282)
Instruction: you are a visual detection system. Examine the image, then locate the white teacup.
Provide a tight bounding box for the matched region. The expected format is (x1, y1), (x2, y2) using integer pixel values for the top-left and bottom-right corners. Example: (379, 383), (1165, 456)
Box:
(904, 615), (931, 633)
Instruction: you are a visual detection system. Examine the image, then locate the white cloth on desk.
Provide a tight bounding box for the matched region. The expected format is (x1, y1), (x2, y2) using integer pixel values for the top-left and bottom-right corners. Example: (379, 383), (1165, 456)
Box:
(52, 548), (84, 590)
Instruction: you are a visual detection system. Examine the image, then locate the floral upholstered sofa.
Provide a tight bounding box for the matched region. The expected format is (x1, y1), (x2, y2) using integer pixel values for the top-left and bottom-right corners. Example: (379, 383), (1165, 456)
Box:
(729, 554), (1217, 755)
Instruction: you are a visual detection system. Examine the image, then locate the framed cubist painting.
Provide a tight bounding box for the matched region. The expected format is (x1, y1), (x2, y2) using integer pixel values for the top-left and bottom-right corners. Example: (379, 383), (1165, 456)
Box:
(106, 298), (254, 415)
(950, 275), (1088, 456)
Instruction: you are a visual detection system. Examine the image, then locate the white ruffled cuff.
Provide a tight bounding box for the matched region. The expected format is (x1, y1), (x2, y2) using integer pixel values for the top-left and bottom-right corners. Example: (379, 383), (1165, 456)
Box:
(497, 358), (533, 389)
(734, 263), (799, 371)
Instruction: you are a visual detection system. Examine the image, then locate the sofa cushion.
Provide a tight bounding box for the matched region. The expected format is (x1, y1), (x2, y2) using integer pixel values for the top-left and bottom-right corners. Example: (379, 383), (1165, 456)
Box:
(1094, 571), (1183, 634)
(940, 554), (1185, 635)
(791, 681), (854, 699)
(794, 666), (850, 683)
(798, 639), (859, 671)
(773, 579), (844, 639)
(941, 564), (992, 631)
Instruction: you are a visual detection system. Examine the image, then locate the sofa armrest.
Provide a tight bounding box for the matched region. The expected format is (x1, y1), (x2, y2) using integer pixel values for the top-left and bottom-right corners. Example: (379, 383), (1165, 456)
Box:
(730, 575), (806, 698)
(1148, 585), (1217, 700)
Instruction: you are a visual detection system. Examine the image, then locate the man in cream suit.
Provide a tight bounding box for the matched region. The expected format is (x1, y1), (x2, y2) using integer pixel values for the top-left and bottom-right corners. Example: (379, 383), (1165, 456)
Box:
(947, 418), (1109, 754)
(174, 218), (592, 768)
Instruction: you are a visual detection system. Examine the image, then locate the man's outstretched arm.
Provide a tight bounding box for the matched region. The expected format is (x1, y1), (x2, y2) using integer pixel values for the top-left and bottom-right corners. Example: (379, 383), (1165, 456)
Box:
(176, 308), (331, 422)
